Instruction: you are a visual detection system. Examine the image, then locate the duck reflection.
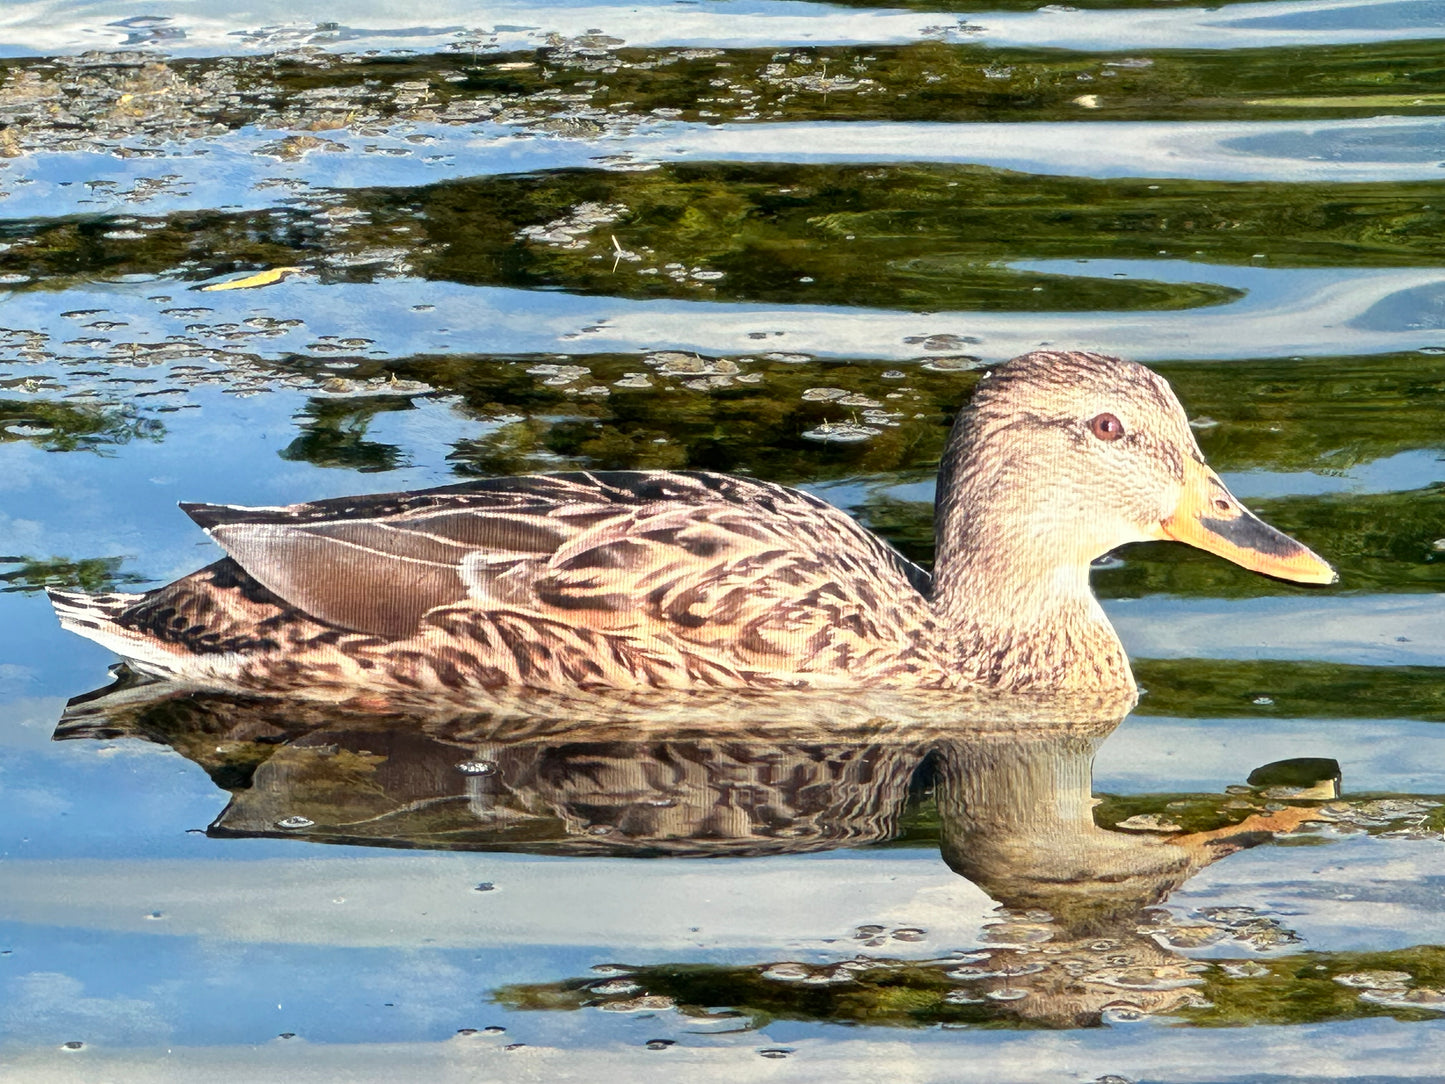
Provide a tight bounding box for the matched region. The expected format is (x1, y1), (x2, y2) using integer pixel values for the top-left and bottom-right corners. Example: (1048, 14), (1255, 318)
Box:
(56, 670), (1339, 1027)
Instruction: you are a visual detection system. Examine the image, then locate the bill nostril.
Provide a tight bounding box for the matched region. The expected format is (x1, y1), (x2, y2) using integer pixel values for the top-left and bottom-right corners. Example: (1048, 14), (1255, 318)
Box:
(1213, 498), (1231, 513)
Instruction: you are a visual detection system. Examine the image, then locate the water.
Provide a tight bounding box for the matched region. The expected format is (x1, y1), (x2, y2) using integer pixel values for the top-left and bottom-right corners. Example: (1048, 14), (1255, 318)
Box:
(2, 1), (1445, 1080)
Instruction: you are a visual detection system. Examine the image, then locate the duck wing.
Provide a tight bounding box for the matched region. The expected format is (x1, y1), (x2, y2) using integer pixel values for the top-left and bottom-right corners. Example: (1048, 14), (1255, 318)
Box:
(180, 473), (641, 638)
(181, 471), (936, 682)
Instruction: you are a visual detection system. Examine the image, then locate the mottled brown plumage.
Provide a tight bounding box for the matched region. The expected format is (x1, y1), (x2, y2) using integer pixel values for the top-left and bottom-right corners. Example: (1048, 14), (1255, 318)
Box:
(50, 351), (1335, 699)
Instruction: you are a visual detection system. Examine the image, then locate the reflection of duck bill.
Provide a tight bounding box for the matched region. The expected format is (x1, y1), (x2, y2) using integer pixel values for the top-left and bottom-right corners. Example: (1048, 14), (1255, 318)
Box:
(1155, 459), (1336, 585)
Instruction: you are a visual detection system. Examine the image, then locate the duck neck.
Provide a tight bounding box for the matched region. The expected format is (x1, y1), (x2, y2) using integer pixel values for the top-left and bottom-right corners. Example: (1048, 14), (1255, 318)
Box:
(930, 427), (1134, 692)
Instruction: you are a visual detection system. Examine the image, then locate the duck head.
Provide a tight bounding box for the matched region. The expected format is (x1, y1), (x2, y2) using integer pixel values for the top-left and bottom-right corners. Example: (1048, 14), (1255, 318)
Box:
(931, 350), (1335, 689)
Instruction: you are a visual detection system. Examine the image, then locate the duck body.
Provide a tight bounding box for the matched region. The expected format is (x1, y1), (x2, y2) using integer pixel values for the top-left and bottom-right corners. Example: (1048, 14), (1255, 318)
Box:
(55, 470), (956, 697)
(51, 351), (1336, 700)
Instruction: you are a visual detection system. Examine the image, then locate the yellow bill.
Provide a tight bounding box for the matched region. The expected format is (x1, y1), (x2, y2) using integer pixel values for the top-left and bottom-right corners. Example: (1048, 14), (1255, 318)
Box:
(1154, 458), (1337, 585)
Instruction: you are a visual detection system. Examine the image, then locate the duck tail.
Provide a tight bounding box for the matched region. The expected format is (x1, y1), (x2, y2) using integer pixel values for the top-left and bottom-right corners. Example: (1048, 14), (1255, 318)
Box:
(47, 587), (188, 678)
(47, 586), (140, 631)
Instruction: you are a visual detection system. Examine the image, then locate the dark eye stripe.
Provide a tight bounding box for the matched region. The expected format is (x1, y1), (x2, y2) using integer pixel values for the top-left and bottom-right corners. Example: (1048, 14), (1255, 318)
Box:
(1089, 413), (1124, 441)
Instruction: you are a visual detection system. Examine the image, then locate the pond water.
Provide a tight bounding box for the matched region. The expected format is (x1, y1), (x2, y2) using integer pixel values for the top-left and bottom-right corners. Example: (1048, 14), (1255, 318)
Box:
(2, 1), (1445, 1080)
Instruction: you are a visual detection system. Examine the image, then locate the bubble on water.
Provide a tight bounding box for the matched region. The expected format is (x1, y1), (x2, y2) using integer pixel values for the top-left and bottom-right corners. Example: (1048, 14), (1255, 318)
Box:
(943, 989), (984, 1004)
(456, 1028), (478, 1036)
(985, 988), (1029, 1001)
(1219, 961), (1270, 978)
(455, 759), (497, 775)
(762, 963), (811, 982)
(891, 928), (926, 942)
(275, 815), (314, 830)
(948, 961), (1046, 981)
(599, 995), (675, 1013)
(592, 979), (643, 996)
(1088, 971), (1203, 992)
(61, 1041), (85, 1051)
(1333, 970), (1411, 989)
(1252, 696), (1275, 706)
(645, 1038), (676, 1050)
(145, 911), (164, 920)
(805, 969), (855, 985)
(1100, 1004), (1151, 1025)
(920, 356), (983, 372)
(1114, 813), (1183, 832)
(1359, 987), (1445, 1010)
(759, 1048), (793, 1059)
(802, 422), (880, 444)
(473, 882), (496, 893)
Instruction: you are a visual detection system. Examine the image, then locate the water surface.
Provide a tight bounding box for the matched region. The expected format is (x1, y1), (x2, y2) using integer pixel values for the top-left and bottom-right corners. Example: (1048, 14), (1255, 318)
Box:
(1, 1), (1444, 1080)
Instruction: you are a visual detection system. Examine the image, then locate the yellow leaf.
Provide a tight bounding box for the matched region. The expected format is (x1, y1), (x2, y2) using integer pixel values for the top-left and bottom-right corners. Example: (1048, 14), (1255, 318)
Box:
(200, 266), (304, 291)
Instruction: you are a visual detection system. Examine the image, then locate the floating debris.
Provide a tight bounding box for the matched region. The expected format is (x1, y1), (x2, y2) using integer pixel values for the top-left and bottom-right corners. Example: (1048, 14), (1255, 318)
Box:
(592, 979), (643, 996)
(1333, 970), (1412, 989)
(1358, 987), (1445, 1010)
(200, 267), (304, 291)
(801, 421), (881, 443)
(1115, 813), (1184, 833)
(598, 995), (676, 1013)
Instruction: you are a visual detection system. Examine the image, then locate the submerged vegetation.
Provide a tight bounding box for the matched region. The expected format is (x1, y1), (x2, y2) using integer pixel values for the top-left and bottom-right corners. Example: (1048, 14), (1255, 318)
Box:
(3, 37), (1443, 163)
(494, 944), (1445, 1030)
(4, 164), (1445, 311)
(0, 555), (145, 594)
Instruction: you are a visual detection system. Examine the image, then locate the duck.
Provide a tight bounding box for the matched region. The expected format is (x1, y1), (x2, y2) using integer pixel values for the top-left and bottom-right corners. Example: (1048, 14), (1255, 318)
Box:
(49, 350), (1335, 700)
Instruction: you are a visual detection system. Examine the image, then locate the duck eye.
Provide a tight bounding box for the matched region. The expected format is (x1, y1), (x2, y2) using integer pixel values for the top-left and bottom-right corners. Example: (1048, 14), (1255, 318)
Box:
(1088, 412), (1125, 442)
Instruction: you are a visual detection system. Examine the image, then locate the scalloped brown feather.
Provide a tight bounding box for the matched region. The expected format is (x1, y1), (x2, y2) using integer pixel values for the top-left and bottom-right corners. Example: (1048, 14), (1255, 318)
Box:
(53, 471), (953, 697)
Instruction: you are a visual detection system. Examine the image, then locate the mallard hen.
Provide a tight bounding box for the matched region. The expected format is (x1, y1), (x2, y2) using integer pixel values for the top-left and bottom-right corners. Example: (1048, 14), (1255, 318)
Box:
(50, 350), (1334, 698)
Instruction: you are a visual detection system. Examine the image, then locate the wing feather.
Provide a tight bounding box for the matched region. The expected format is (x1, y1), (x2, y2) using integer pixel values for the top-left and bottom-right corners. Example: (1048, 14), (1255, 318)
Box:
(181, 471), (938, 684)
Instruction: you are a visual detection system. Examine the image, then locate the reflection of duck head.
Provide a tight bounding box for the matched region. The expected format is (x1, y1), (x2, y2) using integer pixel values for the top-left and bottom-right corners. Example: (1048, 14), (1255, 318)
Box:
(935, 729), (1314, 933)
(936, 732), (1195, 932)
(926, 730), (1321, 1025)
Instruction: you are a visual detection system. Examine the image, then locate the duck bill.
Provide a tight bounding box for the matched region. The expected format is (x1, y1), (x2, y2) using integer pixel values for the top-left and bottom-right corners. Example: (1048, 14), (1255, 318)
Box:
(1154, 460), (1337, 585)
